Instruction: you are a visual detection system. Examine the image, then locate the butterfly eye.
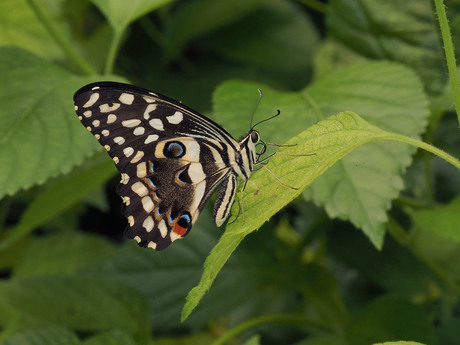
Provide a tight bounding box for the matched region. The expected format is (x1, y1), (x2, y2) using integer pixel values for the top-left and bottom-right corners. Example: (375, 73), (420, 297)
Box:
(250, 131), (259, 143)
(164, 141), (186, 158)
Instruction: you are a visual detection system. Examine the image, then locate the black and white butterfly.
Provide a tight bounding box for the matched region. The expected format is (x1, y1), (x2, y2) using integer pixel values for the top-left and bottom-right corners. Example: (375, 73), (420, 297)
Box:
(74, 82), (277, 250)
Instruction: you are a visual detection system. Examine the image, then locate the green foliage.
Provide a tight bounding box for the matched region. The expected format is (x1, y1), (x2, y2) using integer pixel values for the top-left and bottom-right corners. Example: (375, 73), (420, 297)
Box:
(0, 0), (459, 344)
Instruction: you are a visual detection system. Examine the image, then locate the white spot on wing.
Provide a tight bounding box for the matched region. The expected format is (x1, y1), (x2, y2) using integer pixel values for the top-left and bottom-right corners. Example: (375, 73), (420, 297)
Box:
(149, 118), (164, 131)
(107, 114), (117, 124)
(133, 235), (141, 243)
(119, 93), (134, 105)
(148, 241), (157, 249)
(136, 162), (147, 178)
(92, 120), (100, 127)
(128, 215), (135, 226)
(122, 119), (141, 128)
(83, 110), (92, 118)
(141, 196), (154, 213)
(170, 231), (182, 243)
(131, 181), (148, 197)
(113, 136), (125, 145)
(144, 134), (159, 144)
(83, 93), (99, 108)
(123, 147), (134, 157)
(143, 216), (154, 232)
(133, 127), (145, 136)
(100, 103), (120, 113)
(166, 111), (183, 124)
(130, 150), (144, 163)
(143, 104), (157, 120)
(101, 129), (110, 136)
(120, 173), (129, 184)
(158, 220), (168, 238)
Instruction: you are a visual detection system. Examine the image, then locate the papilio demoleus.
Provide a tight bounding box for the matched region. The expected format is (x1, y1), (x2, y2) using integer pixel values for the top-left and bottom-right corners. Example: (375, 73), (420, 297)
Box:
(73, 82), (278, 250)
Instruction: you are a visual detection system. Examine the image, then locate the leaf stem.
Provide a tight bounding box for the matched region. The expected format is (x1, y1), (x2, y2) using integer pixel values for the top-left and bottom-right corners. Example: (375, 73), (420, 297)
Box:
(210, 314), (314, 345)
(433, 0), (460, 125)
(26, 0), (97, 76)
(104, 30), (124, 75)
(383, 133), (460, 170)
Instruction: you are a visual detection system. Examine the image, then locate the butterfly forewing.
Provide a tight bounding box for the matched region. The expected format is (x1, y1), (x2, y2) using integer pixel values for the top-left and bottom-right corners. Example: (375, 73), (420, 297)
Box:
(74, 82), (255, 250)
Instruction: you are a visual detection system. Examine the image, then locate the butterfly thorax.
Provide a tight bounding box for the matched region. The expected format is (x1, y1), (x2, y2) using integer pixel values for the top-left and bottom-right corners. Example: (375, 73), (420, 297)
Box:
(231, 130), (259, 181)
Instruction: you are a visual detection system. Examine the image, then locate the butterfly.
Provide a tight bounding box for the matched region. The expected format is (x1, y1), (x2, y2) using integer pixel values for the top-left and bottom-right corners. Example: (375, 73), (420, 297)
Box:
(73, 82), (282, 250)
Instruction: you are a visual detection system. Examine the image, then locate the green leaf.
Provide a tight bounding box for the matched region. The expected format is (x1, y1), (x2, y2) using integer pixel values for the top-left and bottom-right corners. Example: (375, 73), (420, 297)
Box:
(207, 0), (319, 73)
(0, 153), (116, 250)
(412, 195), (460, 244)
(0, 276), (150, 338)
(164, 0), (267, 59)
(305, 62), (429, 248)
(327, 0), (445, 92)
(411, 219), (460, 282)
(0, 47), (108, 198)
(329, 229), (438, 299)
(13, 231), (117, 278)
(346, 296), (434, 345)
(182, 111), (405, 320)
(1, 327), (81, 345)
(0, 0), (63, 60)
(91, 0), (174, 34)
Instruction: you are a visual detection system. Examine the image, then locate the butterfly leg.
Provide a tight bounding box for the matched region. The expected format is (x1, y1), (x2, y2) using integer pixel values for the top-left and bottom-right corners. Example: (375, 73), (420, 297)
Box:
(227, 179), (246, 225)
(253, 150), (315, 189)
(263, 165), (299, 190)
(240, 179), (249, 224)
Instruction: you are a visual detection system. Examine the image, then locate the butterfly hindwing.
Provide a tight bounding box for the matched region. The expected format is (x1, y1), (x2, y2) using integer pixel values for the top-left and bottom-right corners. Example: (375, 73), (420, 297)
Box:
(73, 82), (246, 250)
(114, 138), (232, 250)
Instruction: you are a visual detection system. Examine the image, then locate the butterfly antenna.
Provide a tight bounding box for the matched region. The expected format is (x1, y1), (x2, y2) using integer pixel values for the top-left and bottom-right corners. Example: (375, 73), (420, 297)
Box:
(251, 109), (281, 131)
(249, 88), (282, 130)
(249, 89), (264, 130)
